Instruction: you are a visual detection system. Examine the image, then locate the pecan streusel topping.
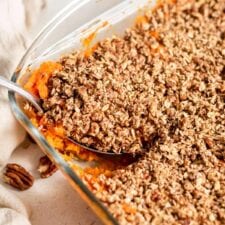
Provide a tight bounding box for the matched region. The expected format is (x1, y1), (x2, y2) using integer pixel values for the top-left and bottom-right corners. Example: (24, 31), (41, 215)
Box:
(41, 0), (225, 224)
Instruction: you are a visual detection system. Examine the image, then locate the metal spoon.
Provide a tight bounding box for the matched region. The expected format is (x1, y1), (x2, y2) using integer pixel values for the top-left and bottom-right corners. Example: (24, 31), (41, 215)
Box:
(0, 76), (121, 155)
(0, 76), (43, 112)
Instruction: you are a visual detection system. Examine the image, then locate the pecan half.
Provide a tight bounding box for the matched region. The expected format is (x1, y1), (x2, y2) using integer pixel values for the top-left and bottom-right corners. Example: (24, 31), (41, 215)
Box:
(38, 155), (58, 178)
(3, 163), (34, 191)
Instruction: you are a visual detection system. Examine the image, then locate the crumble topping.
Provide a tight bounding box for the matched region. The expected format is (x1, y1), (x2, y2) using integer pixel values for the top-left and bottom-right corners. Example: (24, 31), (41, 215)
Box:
(42, 13), (169, 154)
(37, 0), (225, 224)
(80, 0), (224, 224)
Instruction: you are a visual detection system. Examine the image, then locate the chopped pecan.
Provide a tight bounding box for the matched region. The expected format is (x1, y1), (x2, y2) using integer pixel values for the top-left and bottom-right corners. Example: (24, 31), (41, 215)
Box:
(204, 137), (214, 149)
(151, 191), (160, 202)
(3, 163), (34, 191)
(180, 219), (191, 225)
(38, 155), (58, 178)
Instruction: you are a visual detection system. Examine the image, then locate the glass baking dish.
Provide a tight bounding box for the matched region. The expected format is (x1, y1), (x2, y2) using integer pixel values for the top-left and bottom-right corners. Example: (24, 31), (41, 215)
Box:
(9, 0), (156, 224)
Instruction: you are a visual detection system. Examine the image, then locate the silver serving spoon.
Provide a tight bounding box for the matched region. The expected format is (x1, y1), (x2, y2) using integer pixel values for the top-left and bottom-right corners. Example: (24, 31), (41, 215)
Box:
(0, 76), (121, 156)
(0, 76), (43, 113)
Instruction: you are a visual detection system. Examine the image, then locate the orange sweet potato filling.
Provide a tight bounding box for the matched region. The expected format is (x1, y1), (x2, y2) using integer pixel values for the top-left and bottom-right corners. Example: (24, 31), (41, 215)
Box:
(24, 62), (62, 99)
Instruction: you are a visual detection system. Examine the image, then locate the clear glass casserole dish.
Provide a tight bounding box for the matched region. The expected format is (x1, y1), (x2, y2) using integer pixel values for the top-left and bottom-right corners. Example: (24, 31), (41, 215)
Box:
(9, 0), (156, 224)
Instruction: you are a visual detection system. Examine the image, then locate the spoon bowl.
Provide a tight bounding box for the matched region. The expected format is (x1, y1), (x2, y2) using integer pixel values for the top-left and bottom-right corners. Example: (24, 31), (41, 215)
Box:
(68, 137), (123, 156)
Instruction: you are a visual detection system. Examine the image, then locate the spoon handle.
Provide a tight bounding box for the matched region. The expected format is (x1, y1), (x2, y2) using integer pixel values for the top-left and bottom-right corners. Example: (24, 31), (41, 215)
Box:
(0, 76), (43, 113)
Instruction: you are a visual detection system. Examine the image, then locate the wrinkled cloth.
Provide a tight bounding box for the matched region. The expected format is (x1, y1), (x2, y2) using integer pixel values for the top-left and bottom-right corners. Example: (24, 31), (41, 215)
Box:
(0, 89), (27, 225)
(0, 95), (26, 169)
(0, 1), (99, 224)
(0, 0), (44, 224)
(0, 96), (29, 223)
(0, 186), (30, 225)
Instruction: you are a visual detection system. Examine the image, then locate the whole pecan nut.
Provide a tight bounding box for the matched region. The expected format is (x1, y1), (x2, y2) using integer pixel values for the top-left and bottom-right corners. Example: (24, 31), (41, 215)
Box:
(3, 163), (34, 191)
(38, 155), (58, 178)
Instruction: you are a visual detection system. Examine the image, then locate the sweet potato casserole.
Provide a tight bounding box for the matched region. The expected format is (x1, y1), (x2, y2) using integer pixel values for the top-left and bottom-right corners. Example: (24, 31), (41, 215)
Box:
(24, 0), (225, 224)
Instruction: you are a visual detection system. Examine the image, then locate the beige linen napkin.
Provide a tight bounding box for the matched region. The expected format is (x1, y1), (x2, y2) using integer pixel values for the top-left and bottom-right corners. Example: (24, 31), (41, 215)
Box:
(0, 94), (30, 224)
(0, 0), (29, 223)
(0, 48), (31, 225)
(0, 1), (45, 224)
(0, 94), (26, 169)
(0, 186), (30, 225)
